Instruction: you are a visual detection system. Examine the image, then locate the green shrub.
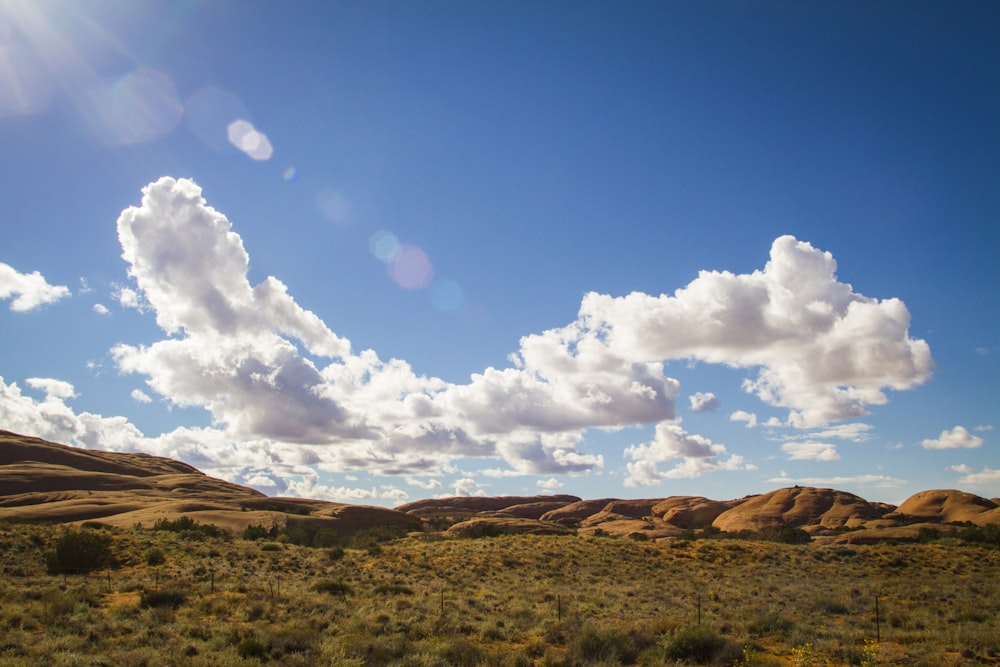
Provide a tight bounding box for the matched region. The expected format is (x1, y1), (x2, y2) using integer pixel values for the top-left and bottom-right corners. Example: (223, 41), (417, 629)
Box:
(152, 516), (227, 539)
(348, 525), (407, 549)
(817, 599), (850, 615)
(145, 547), (165, 566)
(139, 589), (186, 609)
(433, 636), (484, 666)
(661, 626), (739, 664)
(327, 546), (346, 562)
(962, 524), (1000, 547)
(45, 529), (113, 574)
(567, 622), (640, 663)
(236, 637), (269, 660)
(267, 626), (315, 657)
(313, 580), (352, 596)
(917, 527), (942, 543)
(242, 523), (278, 541)
(748, 612), (795, 637)
(40, 589), (78, 622)
(759, 525), (812, 544)
(281, 521), (344, 547)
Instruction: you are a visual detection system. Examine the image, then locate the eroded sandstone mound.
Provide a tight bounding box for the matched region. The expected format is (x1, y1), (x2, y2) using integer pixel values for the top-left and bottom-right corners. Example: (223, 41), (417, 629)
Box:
(888, 489), (1000, 526)
(711, 486), (886, 532)
(0, 431), (420, 536)
(4, 430), (998, 544)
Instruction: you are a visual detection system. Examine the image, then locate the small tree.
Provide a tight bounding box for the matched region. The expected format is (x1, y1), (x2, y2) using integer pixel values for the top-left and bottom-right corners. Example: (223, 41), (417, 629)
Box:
(46, 529), (113, 574)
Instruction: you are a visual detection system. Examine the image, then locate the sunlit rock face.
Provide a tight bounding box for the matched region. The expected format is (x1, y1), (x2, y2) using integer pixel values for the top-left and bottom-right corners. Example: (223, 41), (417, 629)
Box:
(710, 486), (886, 533)
(889, 489), (1000, 526)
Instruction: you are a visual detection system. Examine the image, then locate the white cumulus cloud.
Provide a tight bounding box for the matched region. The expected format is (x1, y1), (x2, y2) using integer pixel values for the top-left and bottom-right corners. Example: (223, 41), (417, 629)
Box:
(955, 467), (1000, 485)
(624, 421), (752, 486)
(688, 391), (718, 412)
(0, 178), (937, 494)
(921, 426), (984, 450)
(26, 377), (78, 400)
(780, 441), (840, 461)
(729, 410), (758, 428)
(578, 236), (932, 428)
(0, 262), (70, 311)
(451, 478), (487, 497)
(130, 389), (152, 404)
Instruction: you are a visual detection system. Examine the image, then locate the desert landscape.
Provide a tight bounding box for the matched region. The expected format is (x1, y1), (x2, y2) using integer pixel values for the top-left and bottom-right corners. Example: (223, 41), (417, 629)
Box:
(1, 430), (999, 666)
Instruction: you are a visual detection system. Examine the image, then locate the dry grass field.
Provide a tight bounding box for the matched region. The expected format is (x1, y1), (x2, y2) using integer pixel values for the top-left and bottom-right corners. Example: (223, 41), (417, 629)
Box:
(1, 519), (998, 666)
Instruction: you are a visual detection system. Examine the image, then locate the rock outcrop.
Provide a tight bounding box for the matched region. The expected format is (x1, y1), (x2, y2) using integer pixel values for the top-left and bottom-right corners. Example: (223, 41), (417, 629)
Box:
(887, 489), (1000, 526)
(4, 430), (998, 544)
(711, 486), (885, 533)
(0, 431), (420, 536)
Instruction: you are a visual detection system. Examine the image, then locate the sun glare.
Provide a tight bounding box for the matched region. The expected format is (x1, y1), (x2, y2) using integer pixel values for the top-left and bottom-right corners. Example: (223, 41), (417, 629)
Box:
(0, 0), (65, 117)
(0, 1), (268, 154)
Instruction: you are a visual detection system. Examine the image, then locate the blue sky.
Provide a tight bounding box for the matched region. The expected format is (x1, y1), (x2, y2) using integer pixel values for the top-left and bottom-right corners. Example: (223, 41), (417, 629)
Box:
(1, 0), (997, 506)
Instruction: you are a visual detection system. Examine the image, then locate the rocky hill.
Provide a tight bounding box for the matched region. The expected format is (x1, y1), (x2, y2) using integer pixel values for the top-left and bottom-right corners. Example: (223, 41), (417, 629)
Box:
(0, 430), (420, 536)
(2, 430), (997, 543)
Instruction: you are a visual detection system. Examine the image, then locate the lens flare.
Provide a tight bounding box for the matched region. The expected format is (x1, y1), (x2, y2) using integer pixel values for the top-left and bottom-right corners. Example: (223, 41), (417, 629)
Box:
(227, 118), (273, 160)
(388, 245), (434, 290)
(369, 230), (400, 263)
(282, 166), (298, 182)
(185, 85), (251, 151)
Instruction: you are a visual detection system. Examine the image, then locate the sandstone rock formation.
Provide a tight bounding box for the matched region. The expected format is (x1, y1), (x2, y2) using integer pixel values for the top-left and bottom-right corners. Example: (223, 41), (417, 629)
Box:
(0, 431), (420, 536)
(4, 430), (998, 544)
(711, 486), (885, 533)
(888, 489), (1000, 526)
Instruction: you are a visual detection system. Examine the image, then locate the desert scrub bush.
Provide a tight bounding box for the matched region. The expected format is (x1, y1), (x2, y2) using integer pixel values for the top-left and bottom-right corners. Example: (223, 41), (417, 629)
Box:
(429, 635), (486, 665)
(236, 636), (269, 660)
(280, 520), (343, 548)
(139, 589), (186, 609)
(46, 528), (113, 574)
(145, 546), (166, 566)
(313, 579), (352, 596)
(372, 582), (414, 596)
(265, 624), (316, 658)
(152, 515), (228, 540)
(659, 625), (741, 665)
(39, 588), (83, 624)
(961, 524), (1000, 547)
(747, 611), (794, 638)
(565, 621), (641, 664)
(242, 522), (279, 541)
